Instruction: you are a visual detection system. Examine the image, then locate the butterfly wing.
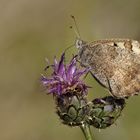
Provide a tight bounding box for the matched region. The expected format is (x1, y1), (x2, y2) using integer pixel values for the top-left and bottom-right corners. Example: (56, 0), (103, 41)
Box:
(78, 39), (140, 98)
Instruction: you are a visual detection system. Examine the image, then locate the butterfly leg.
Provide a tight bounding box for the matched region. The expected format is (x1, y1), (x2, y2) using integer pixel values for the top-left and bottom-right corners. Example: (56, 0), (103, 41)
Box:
(89, 71), (110, 89)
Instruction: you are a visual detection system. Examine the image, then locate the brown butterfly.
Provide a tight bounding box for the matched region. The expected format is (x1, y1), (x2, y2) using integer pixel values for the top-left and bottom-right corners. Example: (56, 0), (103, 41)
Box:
(75, 38), (140, 98)
(70, 15), (140, 98)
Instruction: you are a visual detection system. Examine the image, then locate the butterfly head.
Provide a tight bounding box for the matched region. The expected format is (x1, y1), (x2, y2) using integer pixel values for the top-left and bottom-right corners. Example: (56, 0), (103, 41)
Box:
(75, 38), (87, 49)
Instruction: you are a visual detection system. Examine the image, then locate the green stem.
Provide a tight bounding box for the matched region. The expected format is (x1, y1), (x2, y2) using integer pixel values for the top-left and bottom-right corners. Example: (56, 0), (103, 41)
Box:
(80, 123), (94, 140)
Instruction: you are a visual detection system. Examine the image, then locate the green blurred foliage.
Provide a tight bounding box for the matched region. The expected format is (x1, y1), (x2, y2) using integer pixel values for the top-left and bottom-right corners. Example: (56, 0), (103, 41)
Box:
(1, 0), (140, 140)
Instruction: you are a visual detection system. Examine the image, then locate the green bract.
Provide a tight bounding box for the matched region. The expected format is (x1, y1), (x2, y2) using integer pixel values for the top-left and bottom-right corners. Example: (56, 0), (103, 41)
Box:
(87, 96), (125, 129)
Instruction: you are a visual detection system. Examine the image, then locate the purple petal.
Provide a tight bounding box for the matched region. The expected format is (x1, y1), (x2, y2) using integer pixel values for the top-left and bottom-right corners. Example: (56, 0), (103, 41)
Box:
(41, 76), (52, 84)
(53, 75), (64, 82)
(66, 58), (76, 81)
(74, 68), (89, 81)
(53, 56), (58, 73)
(48, 87), (58, 94)
(56, 84), (62, 95)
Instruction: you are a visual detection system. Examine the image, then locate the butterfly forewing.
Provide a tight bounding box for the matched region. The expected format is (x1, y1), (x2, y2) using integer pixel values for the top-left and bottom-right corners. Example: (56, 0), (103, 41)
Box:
(76, 39), (140, 98)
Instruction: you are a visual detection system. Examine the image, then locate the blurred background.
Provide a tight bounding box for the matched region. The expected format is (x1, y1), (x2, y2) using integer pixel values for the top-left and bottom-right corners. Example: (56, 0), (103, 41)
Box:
(1, 0), (140, 140)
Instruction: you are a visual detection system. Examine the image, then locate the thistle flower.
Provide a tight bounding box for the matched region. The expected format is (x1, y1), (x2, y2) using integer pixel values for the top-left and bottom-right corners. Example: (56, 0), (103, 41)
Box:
(41, 52), (127, 140)
(41, 53), (90, 126)
(41, 53), (89, 96)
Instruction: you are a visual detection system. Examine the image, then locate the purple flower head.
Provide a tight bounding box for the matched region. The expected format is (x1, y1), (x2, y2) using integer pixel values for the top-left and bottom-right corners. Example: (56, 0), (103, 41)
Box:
(41, 53), (90, 96)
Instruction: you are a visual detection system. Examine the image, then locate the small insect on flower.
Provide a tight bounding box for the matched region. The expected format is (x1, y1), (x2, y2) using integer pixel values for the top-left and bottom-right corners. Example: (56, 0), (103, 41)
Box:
(41, 53), (91, 126)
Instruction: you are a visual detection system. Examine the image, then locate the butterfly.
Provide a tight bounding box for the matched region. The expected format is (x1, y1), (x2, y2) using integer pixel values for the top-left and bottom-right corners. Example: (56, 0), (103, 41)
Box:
(75, 38), (140, 98)
(70, 15), (140, 98)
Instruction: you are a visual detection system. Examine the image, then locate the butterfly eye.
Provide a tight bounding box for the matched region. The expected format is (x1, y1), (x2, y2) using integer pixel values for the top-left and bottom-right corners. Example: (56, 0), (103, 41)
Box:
(77, 40), (81, 45)
(76, 39), (83, 49)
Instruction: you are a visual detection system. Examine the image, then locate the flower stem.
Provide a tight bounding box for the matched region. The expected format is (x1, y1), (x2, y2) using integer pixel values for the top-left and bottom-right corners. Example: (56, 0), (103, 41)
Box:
(80, 123), (94, 140)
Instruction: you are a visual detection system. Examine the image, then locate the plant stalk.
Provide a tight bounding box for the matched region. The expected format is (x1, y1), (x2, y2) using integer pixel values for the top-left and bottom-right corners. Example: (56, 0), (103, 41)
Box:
(80, 123), (94, 140)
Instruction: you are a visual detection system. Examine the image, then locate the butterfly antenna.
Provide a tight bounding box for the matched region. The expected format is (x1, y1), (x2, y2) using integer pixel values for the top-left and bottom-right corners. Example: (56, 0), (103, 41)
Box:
(64, 43), (75, 54)
(63, 43), (75, 64)
(70, 15), (81, 39)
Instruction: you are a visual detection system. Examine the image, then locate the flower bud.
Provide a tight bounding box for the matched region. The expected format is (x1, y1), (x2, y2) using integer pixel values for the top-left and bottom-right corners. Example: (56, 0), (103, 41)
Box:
(56, 88), (90, 126)
(87, 96), (125, 129)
